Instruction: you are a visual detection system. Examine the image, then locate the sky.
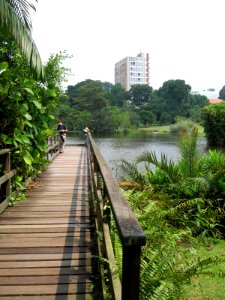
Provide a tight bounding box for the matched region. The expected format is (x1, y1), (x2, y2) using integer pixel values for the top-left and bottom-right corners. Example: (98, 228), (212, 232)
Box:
(32, 0), (225, 95)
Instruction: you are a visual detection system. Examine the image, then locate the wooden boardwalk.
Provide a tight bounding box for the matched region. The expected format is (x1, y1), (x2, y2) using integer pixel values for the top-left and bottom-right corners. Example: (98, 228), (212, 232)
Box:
(0, 146), (99, 299)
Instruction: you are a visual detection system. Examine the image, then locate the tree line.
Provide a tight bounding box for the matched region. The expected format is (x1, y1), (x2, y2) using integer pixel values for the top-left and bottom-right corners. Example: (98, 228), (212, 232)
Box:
(57, 79), (210, 134)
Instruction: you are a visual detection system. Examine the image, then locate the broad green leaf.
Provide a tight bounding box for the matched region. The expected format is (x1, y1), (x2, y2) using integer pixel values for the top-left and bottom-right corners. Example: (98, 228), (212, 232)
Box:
(0, 84), (9, 95)
(24, 87), (34, 95)
(32, 100), (42, 109)
(23, 156), (32, 165)
(47, 90), (57, 97)
(20, 135), (30, 144)
(14, 134), (30, 144)
(32, 124), (38, 135)
(24, 79), (34, 88)
(0, 62), (8, 71)
(14, 92), (22, 101)
(20, 103), (28, 111)
(24, 120), (32, 128)
(49, 115), (55, 120)
(24, 113), (32, 120)
(14, 136), (23, 143)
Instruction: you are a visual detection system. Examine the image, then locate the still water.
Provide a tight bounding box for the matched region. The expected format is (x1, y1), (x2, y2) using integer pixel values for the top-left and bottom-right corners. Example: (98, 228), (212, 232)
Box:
(67, 132), (207, 179)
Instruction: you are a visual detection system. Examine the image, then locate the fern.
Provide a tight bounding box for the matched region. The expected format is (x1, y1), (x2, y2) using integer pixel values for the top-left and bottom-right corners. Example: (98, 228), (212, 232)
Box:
(121, 159), (147, 186)
(135, 151), (180, 184)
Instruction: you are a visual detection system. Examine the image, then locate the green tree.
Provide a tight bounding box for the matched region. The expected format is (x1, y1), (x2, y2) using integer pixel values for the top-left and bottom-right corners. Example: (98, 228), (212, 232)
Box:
(202, 102), (225, 146)
(157, 80), (191, 121)
(219, 85), (225, 100)
(159, 112), (172, 125)
(138, 110), (156, 126)
(0, 0), (44, 77)
(69, 80), (108, 112)
(128, 84), (153, 107)
(106, 83), (128, 107)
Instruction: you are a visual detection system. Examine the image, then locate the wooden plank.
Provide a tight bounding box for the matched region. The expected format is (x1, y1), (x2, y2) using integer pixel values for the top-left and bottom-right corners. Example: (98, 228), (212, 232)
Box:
(0, 295), (93, 300)
(0, 237), (91, 248)
(0, 217), (91, 225)
(0, 283), (91, 295)
(1, 211), (90, 217)
(0, 146), (100, 298)
(0, 252), (91, 261)
(0, 225), (94, 233)
(0, 258), (92, 268)
(0, 231), (91, 238)
(0, 246), (91, 254)
(0, 266), (92, 276)
(0, 275), (91, 285)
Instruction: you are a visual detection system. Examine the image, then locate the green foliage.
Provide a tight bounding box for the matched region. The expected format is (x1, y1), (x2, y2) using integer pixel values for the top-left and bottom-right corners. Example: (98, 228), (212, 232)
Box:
(59, 77), (209, 134)
(113, 190), (225, 299)
(0, 37), (71, 200)
(128, 84), (153, 107)
(121, 128), (225, 237)
(169, 118), (196, 134)
(202, 102), (225, 146)
(178, 126), (200, 178)
(58, 79), (132, 134)
(219, 85), (225, 100)
(0, 0), (44, 77)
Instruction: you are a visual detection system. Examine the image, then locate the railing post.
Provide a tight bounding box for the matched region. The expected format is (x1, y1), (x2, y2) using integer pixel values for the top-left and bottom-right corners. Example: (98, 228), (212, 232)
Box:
(87, 134), (146, 299)
(122, 245), (142, 300)
(5, 151), (11, 200)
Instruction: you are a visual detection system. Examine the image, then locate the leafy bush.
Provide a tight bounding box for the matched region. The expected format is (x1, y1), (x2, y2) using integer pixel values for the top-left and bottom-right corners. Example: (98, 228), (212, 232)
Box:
(202, 102), (225, 146)
(0, 39), (70, 198)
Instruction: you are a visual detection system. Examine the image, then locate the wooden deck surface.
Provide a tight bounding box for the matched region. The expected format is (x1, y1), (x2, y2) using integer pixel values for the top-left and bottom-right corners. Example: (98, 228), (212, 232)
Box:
(0, 146), (99, 299)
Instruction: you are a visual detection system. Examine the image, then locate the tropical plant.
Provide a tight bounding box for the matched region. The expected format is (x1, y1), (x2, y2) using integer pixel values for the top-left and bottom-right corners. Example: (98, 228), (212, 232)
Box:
(120, 127), (225, 237)
(0, 0), (44, 77)
(110, 190), (225, 299)
(0, 36), (71, 201)
(202, 101), (225, 147)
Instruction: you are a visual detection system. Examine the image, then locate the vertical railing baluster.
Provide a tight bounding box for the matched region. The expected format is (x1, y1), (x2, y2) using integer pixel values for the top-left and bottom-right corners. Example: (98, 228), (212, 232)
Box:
(122, 245), (142, 300)
(5, 151), (11, 200)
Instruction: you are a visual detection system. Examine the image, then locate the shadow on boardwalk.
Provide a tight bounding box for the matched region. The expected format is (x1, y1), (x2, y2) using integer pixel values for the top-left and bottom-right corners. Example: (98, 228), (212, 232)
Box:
(0, 146), (101, 299)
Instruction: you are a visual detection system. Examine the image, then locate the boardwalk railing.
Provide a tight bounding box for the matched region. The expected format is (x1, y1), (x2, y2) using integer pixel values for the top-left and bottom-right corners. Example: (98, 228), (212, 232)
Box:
(0, 139), (60, 214)
(87, 133), (146, 300)
(0, 149), (16, 214)
(47, 135), (60, 161)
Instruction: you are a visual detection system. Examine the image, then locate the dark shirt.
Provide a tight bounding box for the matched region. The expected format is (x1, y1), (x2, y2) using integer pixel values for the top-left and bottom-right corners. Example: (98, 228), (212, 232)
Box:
(57, 124), (67, 134)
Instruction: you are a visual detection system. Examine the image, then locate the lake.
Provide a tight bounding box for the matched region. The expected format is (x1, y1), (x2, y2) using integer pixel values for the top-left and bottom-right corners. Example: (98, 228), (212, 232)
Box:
(67, 131), (208, 179)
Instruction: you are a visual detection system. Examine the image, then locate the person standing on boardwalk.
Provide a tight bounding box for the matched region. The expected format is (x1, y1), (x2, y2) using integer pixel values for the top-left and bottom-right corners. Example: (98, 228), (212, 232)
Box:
(83, 125), (90, 145)
(57, 119), (67, 153)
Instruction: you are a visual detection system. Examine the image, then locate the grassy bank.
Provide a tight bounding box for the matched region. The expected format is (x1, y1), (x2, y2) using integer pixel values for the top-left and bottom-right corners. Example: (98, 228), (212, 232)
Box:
(137, 124), (205, 135)
(182, 239), (225, 299)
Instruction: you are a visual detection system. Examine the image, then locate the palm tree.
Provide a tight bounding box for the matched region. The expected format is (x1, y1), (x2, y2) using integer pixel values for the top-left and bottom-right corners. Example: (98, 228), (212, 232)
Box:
(0, 0), (44, 78)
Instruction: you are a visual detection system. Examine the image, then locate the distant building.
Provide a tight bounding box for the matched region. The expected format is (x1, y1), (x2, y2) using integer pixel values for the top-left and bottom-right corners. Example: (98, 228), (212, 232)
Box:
(191, 88), (219, 99)
(191, 88), (223, 104)
(115, 52), (150, 91)
(208, 98), (223, 104)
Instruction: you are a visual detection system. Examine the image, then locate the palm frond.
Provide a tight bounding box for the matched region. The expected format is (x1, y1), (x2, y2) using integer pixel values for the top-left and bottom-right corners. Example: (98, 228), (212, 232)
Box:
(121, 159), (147, 186)
(0, 0), (44, 78)
(7, 0), (37, 31)
(136, 151), (180, 183)
(178, 126), (200, 178)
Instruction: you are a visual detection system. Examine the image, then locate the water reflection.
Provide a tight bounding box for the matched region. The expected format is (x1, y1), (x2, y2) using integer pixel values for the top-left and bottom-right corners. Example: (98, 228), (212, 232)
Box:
(67, 132), (207, 179)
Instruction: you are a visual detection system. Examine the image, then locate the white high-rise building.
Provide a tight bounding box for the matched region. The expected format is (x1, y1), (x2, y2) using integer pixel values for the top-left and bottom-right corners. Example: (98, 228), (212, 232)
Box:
(115, 52), (150, 91)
